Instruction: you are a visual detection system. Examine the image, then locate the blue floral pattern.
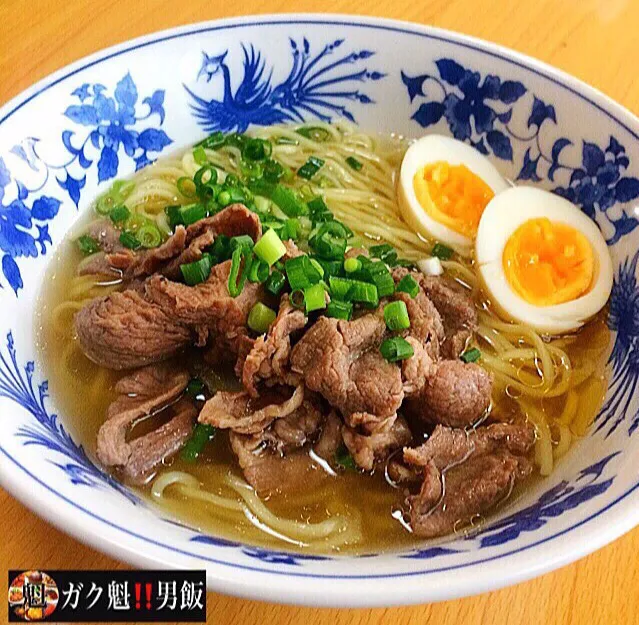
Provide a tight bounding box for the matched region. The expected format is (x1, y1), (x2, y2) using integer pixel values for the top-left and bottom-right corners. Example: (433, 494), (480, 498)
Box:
(0, 157), (60, 294)
(0, 332), (137, 502)
(402, 58), (639, 244)
(186, 39), (384, 133)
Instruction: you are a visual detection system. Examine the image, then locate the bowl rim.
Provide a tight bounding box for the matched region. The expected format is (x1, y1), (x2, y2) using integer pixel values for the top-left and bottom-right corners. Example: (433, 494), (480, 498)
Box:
(1, 13), (639, 607)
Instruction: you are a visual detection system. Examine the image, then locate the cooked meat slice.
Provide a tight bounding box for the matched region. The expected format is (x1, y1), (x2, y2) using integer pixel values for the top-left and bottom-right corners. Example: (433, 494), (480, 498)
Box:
(97, 364), (193, 481)
(387, 458), (422, 485)
(403, 422), (536, 470)
(393, 267), (477, 358)
(313, 410), (344, 462)
(401, 336), (437, 396)
(409, 451), (533, 538)
(161, 229), (216, 281)
(75, 290), (191, 369)
(145, 259), (263, 347)
(393, 290), (444, 345)
(291, 315), (403, 420)
(186, 203), (262, 241)
(198, 385), (305, 434)
(123, 398), (197, 483)
(405, 360), (492, 427)
(238, 295), (306, 397)
(229, 431), (329, 496)
(282, 239), (304, 260)
(266, 397), (324, 452)
(116, 226), (187, 278)
(84, 219), (127, 253)
(342, 415), (412, 471)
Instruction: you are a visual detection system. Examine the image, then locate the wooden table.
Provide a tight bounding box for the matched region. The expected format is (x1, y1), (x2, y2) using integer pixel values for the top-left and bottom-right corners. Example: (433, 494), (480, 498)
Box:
(2, 1), (639, 623)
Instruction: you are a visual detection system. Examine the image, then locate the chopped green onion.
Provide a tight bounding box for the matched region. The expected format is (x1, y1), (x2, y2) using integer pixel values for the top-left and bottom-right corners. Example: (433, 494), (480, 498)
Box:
(109, 204), (131, 224)
(136, 224), (162, 249)
(217, 190), (231, 206)
(384, 301), (410, 331)
(326, 299), (353, 320)
(380, 336), (415, 362)
(95, 193), (117, 215)
(312, 257), (343, 277)
(77, 235), (100, 256)
(431, 242), (454, 260)
(177, 176), (197, 199)
(370, 243), (398, 265)
(240, 160), (263, 179)
(296, 126), (331, 142)
(179, 203), (207, 226)
(248, 302), (277, 333)
(165, 205), (183, 229)
(180, 423), (216, 463)
(242, 138), (272, 162)
(276, 135), (299, 146)
(223, 173), (239, 187)
(193, 146), (208, 165)
(368, 261), (395, 298)
(186, 378), (206, 400)
(248, 259), (269, 283)
(285, 255), (322, 290)
(281, 218), (301, 241)
(309, 258), (325, 278)
(230, 235), (255, 252)
(461, 347), (482, 363)
(95, 180), (135, 215)
(307, 195), (331, 216)
(396, 274), (419, 298)
(265, 269), (286, 296)
(271, 184), (307, 217)
(329, 276), (378, 306)
(228, 248), (252, 297)
(181, 254), (213, 286)
(263, 159), (286, 183)
(304, 282), (327, 313)
(297, 156), (325, 180)
(344, 257), (361, 274)
(119, 231), (141, 250)
(309, 221), (350, 260)
(328, 276), (353, 300)
(194, 165), (217, 189)
(290, 289), (305, 309)
(197, 130), (225, 150)
(346, 156), (363, 171)
(335, 444), (357, 470)
(209, 234), (231, 263)
(254, 228), (286, 266)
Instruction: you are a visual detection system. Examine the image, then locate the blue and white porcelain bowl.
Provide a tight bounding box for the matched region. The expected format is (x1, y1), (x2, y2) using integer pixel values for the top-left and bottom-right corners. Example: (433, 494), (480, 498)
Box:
(1, 15), (638, 607)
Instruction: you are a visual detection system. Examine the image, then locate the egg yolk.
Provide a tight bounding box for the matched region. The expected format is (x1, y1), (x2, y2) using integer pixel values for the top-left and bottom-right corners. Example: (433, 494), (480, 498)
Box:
(502, 217), (595, 306)
(413, 161), (495, 237)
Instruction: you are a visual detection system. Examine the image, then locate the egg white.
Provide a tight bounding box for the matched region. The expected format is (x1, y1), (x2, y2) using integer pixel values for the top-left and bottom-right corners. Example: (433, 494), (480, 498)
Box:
(398, 135), (509, 256)
(475, 186), (613, 334)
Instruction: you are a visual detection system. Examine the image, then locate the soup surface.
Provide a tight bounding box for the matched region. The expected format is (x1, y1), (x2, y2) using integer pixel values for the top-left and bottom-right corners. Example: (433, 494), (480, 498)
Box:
(36, 122), (611, 553)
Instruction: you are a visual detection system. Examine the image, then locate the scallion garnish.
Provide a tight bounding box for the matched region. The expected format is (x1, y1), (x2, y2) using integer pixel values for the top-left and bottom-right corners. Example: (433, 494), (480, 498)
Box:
(109, 204), (131, 224)
(228, 247), (252, 297)
(165, 205), (183, 229)
(346, 156), (363, 171)
(304, 282), (327, 313)
(209, 234), (231, 263)
(248, 302), (277, 333)
(285, 255), (322, 291)
(180, 423), (216, 463)
(136, 224), (162, 249)
(177, 176), (197, 199)
(312, 257), (343, 277)
(119, 231), (141, 250)
(197, 130), (225, 150)
(271, 184), (307, 217)
(380, 336), (414, 362)
(370, 243), (398, 265)
(230, 235), (255, 252)
(461, 348), (482, 363)
(193, 146), (208, 165)
(179, 203), (207, 226)
(77, 235), (101, 256)
(297, 156), (325, 180)
(326, 299), (353, 321)
(296, 126), (331, 142)
(396, 274), (419, 298)
(253, 228), (286, 266)
(309, 221), (350, 260)
(344, 257), (362, 274)
(181, 254), (213, 286)
(242, 138), (272, 162)
(328, 276), (379, 307)
(290, 289), (306, 310)
(247, 259), (269, 283)
(265, 269), (286, 296)
(384, 301), (410, 331)
(431, 242), (454, 260)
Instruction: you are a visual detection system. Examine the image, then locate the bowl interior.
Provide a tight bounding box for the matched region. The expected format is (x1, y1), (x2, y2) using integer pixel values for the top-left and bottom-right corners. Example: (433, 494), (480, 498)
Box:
(1, 16), (638, 606)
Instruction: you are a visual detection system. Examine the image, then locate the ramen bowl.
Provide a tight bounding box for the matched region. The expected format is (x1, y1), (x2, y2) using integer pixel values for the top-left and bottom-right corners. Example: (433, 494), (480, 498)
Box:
(1, 15), (638, 607)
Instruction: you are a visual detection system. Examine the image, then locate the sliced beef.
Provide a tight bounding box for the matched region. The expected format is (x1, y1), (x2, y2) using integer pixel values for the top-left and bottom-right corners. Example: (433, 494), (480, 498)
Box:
(404, 359), (492, 428)
(313, 410), (344, 462)
(342, 415), (412, 471)
(393, 267), (477, 358)
(403, 422), (535, 537)
(75, 290), (191, 369)
(186, 203), (262, 242)
(409, 451), (532, 538)
(237, 295), (306, 397)
(145, 259), (263, 350)
(198, 385), (305, 434)
(282, 239), (304, 260)
(401, 336), (437, 396)
(97, 364), (195, 483)
(160, 228), (216, 281)
(290, 315), (403, 421)
(266, 396), (324, 452)
(84, 219), (127, 253)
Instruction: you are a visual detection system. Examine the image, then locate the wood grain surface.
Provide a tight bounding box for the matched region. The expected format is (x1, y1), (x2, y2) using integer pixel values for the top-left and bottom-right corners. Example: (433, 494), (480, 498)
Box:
(1, 1), (639, 623)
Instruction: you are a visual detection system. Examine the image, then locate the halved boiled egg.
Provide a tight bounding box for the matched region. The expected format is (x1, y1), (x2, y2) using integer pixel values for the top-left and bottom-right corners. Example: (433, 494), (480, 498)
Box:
(398, 135), (510, 256)
(476, 186), (613, 334)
